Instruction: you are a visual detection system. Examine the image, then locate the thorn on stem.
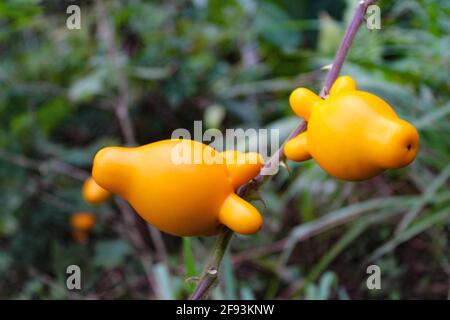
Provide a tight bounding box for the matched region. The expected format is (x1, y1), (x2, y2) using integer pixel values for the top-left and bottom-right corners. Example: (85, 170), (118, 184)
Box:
(208, 269), (218, 275)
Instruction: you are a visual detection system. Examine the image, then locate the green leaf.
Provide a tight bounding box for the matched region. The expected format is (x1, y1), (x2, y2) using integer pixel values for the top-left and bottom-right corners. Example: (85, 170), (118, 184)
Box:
(254, 2), (301, 50)
(182, 237), (197, 293)
(306, 221), (368, 284)
(318, 12), (343, 56)
(223, 252), (237, 300)
(10, 112), (33, 138)
(369, 206), (450, 261)
(318, 272), (338, 300)
(93, 240), (132, 269)
(182, 237), (197, 277)
(68, 72), (104, 102)
(240, 286), (255, 300)
(154, 262), (175, 300)
(37, 98), (70, 135)
(304, 272), (338, 300)
(0, 252), (12, 273)
(414, 103), (450, 129)
(204, 104), (226, 129)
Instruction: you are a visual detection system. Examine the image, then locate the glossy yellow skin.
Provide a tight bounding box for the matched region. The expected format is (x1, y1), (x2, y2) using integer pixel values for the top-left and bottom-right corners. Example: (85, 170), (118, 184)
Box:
(284, 76), (419, 181)
(92, 139), (264, 236)
(82, 176), (111, 204)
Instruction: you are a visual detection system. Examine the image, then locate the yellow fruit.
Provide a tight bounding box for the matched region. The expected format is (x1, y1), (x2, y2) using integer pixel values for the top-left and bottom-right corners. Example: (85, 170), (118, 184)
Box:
(92, 139), (264, 236)
(284, 76), (419, 181)
(82, 176), (111, 204)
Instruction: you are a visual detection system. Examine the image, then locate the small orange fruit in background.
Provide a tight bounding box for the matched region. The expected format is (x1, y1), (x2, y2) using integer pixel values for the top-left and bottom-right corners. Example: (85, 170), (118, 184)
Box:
(70, 212), (96, 242)
(82, 176), (111, 204)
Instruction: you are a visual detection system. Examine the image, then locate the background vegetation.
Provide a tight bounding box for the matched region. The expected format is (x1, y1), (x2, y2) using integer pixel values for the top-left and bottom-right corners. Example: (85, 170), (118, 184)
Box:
(0, 0), (449, 299)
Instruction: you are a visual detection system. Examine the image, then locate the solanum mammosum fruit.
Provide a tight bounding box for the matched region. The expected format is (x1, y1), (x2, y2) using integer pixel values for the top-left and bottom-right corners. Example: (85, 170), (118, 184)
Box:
(82, 176), (111, 204)
(70, 212), (96, 242)
(92, 139), (264, 236)
(284, 76), (419, 181)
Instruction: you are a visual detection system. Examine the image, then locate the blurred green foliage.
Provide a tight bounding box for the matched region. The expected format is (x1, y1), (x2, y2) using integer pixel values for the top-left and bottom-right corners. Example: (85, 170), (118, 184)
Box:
(0, 0), (449, 299)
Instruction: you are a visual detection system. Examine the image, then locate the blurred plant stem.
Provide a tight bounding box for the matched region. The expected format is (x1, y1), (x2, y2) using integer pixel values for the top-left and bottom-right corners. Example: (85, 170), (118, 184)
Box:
(190, 0), (379, 300)
(0, 149), (89, 181)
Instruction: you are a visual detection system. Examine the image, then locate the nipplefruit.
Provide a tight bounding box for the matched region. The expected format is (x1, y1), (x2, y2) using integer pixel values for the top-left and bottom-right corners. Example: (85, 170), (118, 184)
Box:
(70, 212), (96, 242)
(284, 76), (419, 181)
(92, 139), (264, 237)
